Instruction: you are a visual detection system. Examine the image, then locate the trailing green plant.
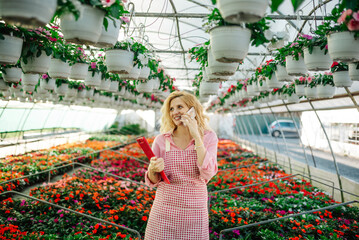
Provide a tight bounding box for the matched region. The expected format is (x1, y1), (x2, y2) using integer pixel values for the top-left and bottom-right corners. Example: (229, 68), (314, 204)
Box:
(331, 61), (349, 72)
(300, 33), (328, 55)
(315, 72), (335, 86)
(281, 83), (296, 96)
(110, 39), (150, 68)
(188, 41), (210, 68)
(0, 23), (23, 39)
(55, 79), (69, 87)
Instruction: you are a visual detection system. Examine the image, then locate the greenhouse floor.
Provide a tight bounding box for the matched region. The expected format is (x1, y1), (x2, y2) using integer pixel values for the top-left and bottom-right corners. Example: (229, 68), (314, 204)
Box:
(239, 134), (359, 183)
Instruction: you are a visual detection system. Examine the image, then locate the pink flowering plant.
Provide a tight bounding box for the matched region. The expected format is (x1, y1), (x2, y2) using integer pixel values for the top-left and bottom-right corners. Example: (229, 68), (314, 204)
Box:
(300, 32), (328, 55)
(188, 41), (209, 69)
(111, 38), (149, 68)
(294, 75), (312, 85)
(88, 53), (107, 78)
(55, 0), (128, 30)
(331, 61), (349, 72)
(315, 72), (334, 86)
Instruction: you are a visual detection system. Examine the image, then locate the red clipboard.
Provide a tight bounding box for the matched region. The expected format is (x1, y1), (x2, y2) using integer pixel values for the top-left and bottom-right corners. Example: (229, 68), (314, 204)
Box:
(136, 137), (170, 184)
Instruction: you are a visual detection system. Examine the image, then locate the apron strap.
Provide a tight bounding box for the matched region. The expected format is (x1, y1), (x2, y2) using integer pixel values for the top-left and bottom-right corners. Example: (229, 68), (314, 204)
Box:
(165, 139), (171, 152)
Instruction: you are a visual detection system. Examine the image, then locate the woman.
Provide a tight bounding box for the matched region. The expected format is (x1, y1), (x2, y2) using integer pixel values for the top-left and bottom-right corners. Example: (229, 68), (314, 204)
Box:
(144, 91), (218, 240)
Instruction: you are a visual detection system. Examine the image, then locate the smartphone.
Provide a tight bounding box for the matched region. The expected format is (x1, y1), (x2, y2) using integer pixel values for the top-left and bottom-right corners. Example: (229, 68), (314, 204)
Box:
(183, 107), (196, 126)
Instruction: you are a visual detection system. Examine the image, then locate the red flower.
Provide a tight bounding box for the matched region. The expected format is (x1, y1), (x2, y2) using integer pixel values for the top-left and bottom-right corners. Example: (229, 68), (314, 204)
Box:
(331, 62), (339, 68)
(142, 216), (148, 221)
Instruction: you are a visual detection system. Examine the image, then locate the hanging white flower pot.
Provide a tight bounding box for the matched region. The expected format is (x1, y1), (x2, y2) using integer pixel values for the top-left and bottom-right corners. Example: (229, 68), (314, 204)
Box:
(349, 63), (359, 81)
(0, 0), (57, 28)
(217, 0), (269, 24)
(96, 19), (122, 48)
(210, 26), (251, 63)
(151, 78), (161, 92)
(138, 66), (151, 81)
(136, 81), (154, 93)
(286, 56), (307, 76)
(287, 93), (300, 103)
(40, 78), (56, 91)
(2, 89), (11, 99)
(0, 35), (23, 65)
(0, 78), (8, 91)
(21, 51), (51, 74)
(65, 88), (78, 98)
(120, 65), (141, 80)
(268, 93), (278, 101)
(327, 31), (359, 62)
(295, 84), (305, 96)
(266, 73), (283, 88)
(96, 78), (110, 91)
(117, 87), (126, 96)
(86, 88), (94, 99)
(204, 67), (230, 82)
(60, 4), (105, 45)
(85, 71), (101, 87)
(333, 71), (353, 87)
(108, 81), (119, 93)
(200, 82), (220, 96)
(55, 83), (69, 96)
(77, 89), (86, 98)
(208, 47), (238, 76)
(2, 67), (22, 83)
(69, 63), (88, 80)
(317, 85), (336, 98)
(106, 49), (134, 74)
(275, 64), (292, 82)
(303, 47), (332, 71)
(246, 84), (256, 97)
(21, 73), (39, 86)
(304, 86), (317, 99)
(22, 84), (35, 92)
(48, 58), (72, 79)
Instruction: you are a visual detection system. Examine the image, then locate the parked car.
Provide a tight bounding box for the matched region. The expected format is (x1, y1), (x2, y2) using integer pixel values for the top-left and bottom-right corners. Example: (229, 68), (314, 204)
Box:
(269, 120), (299, 138)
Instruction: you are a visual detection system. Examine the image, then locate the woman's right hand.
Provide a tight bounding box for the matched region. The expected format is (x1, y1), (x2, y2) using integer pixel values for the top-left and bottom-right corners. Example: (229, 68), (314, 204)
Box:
(148, 157), (164, 173)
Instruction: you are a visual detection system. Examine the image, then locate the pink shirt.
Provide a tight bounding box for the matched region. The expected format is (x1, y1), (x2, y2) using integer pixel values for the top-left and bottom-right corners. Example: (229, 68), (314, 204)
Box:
(145, 130), (218, 187)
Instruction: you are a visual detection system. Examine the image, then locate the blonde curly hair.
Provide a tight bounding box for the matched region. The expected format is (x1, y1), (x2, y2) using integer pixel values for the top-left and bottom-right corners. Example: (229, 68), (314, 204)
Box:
(160, 91), (210, 136)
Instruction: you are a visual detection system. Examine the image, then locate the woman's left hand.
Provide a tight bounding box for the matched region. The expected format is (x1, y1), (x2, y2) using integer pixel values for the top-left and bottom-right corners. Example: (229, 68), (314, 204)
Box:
(180, 113), (200, 139)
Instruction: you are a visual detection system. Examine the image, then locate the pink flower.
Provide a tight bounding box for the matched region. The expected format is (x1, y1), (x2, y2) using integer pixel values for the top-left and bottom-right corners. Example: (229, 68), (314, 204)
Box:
(337, 9), (352, 24)
(120, 16), (130, 23)
(157, 68), (162, 73)
(353, 11), (359, 21)
(42, 74), (48, 79)
(51, 26), (59, 29)
(101, 0), (115, 7)
(325, 44), (328, 49)
(307, 77), (312, 83)
(299, 76), (304, 81)
(347, 19), (359, 31)
(90, 62), (97, 69)
(301, 34), (313, 40)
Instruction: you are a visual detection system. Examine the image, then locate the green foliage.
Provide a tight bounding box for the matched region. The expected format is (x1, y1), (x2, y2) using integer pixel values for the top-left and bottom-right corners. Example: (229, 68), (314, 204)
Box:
(331, 61), (349, 72)
(119, 123), (147, 135)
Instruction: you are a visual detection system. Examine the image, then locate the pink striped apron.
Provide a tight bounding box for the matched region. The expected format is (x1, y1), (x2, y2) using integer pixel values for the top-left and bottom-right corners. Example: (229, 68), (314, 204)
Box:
(144, 139), (209, 240)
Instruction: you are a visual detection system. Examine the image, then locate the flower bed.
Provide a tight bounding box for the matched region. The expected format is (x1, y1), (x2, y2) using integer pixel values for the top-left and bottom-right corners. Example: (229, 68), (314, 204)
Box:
(0, 140), (124, 194)
(0, 139), (358, 239)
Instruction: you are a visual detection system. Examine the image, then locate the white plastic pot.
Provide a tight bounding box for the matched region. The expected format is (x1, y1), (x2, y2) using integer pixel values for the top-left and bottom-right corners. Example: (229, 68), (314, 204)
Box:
(21, 51), (52, 74)
(55, 83), (69, 96)
(0, 78), (8, 91)
(85, 71), (101, 87)
(96, 78), (110, 91)
(200, 82), (220, 96)
(2, 67), (22, 83)
(86, 88), (94, 99)
(208, 47), (238, 76)
(303, 47), (332, 71)
(96, 19), (122, 48)
(136, 81), (154, 93)
(327, 31), (359, 62)
(70, 63), (88, 80)
(333, 71), (353, 87)
(60, 4), (105, 45)
(21, 73), (39, 86)
(22, 84), (35, 92)
(295, 84), (305, 96)
(287, 93), (300, 103)
(138, 66), (151, 81)
(108, 81), (119, 93)
(106, 49), (134, 74)
(304, 86), (317, 99)
(286, 56), (307, 76)
(151, 78), (161, 92)
(266, 73), (283, 88)
(0, 35), (23, 65)
(48, 58), (72, 79)
(349, 63), (359, 81)
(0, 0), (57, 28)
(120, 66), (141, 80)
(40, 78), (56, 91)
(204, 67), (230, 82)
(275, 64), (292, 82)
(78, 90), (86, 98)
(65, 88), (78, 98)
(217, 0), (269, 24)
(317, 85), (336, 98)
(210, 26), (251, 63)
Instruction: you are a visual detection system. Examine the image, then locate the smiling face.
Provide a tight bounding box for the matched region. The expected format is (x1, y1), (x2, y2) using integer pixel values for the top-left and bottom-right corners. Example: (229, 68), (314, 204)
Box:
(169, 97), (190, 126)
